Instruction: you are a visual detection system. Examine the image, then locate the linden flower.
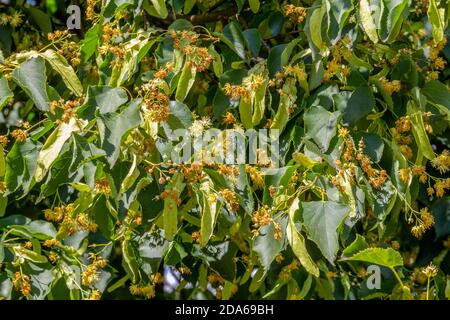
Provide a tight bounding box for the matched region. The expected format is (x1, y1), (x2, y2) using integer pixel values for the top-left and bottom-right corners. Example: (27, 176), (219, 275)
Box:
(130, 284), (155, 299)
(431, 150), (450, 174)
(189, 117), (211, 137)
(0, 14), (9, 26)
(11, 129), (27, 142)
(222, 112), (236, 125)
(422, 263), (438, 278)
(399, 168), (411, 183)
(9, 11), (23, 27)
(13, 272), (31, 296)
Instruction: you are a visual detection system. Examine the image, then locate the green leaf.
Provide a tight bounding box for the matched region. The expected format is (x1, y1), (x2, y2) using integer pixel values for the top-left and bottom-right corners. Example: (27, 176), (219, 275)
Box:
(192, 241), (238, 281)
(149, 0), (168, 18)
(12, 56), (50, 112)
(267, 44), (287, 77)
(209, 46), (223, 77)
(0, 196), (6, 218)
(422, 80), (450, 122)
(200, 185), (219, 246)
(79, 85), (129, 120)
(163, 173), (185, 241)
(0, 233), (5, 263)
(253, 215), (288, 270)
(23, 262), (54, 300)
(97, 100), (141, 167)
(137, 229), (170, 275)
(302, 201), (350, 263)
(35, 117), (82, 182)
(175, 63), (196, 102)
(407, 102), (435, 160)
(12, 246), (48, 264)
(243, 29), (262, 57)
(365, 179), (397, 222)
(26, 7), (52, 34)
(0, 146), (5, 177)
(0, 76), (12, 111)
(122, 239), (140, 282)
(378, 0), (408, 43)
(222, 21), (247, 60)
(304, 106), (340, 152)
(5, 139), (41, 195)
(342, 234), (369, 257)
(183, 0), (197, 14)
(432, 198), (450, 239)
(271, 77), (297, 132)
(92, 195), (115, 240)
(308, 2), (327, 52)
(351, 132), (384, 163)
(9, 220), (57, 240)
(428, 0), (445, 44)
(81, 24), (101, 62)
(341, 86), (375, 125)
(342, 247), (403, 269)
(249, 0), (260, 13)
(359, 0), (379, 43)
(286, 198), (320, 277)
(40, 50), (83, 97)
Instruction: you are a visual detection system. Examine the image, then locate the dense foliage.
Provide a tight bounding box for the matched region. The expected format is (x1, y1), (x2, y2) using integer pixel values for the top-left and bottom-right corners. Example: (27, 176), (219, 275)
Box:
(0, 0), (450, 300)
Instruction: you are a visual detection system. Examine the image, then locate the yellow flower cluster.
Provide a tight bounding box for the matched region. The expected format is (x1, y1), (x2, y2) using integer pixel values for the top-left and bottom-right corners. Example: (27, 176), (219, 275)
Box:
(184, 45), (213, 72)
(220, 188), (239, 213)
(57, 41), (81, 67)
(324, 43), (351, 82)
(0, 11), (24, 27)
(94, 177), (112, 195)
(207, 273), (225, 286)
(44, 204), (98, 235)
(178, 266), (192, 275)
(245, 165), (265, 189)
(223, 83), (250, 101)
(422, 263), (438, 278)
(338, 132), (388, 189)
(278, 260), (299, 281)
(251, 207), (272, 231)
(431, 150), (450, 174)
(47, 30), (68, 42)
(169, 30), (200, 50)
(87, 290), (101, 300)
(140, 77), (170, 123)
(410, 208), (434, 238)
(390, 115), (414, 159)
(432, 178), (450, 198)
(380, 78), (402, 95)
(86, 0), (98, 21)
(81, 256), (107, 287)
(43, 239), (61, 248)
(10, 129), (27, 142)
(222, 112), (237, 126)
(130, 284), (155, 299)
(284, 5), (307, 24)
(0, 135), (8, 147)
(151, 272), (164, 286)
(12, 272), (31, 296)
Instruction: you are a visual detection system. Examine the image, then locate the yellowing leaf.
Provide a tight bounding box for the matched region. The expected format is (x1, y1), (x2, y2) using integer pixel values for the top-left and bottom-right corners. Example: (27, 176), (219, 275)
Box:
(175, 63), (196, 102)
(359, 0), (379, 43)
(428, 0), (445, 44)
(40, 49), (83, 97)
(35, 118), (84, 182)
(163, 173), (185, 241)
(286, 198), (320, 277)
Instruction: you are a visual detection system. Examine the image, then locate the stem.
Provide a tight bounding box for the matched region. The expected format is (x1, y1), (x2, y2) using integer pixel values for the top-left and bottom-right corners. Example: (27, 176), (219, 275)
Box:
(426, 276), (430, 300)
(390, 267), (404, 288)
